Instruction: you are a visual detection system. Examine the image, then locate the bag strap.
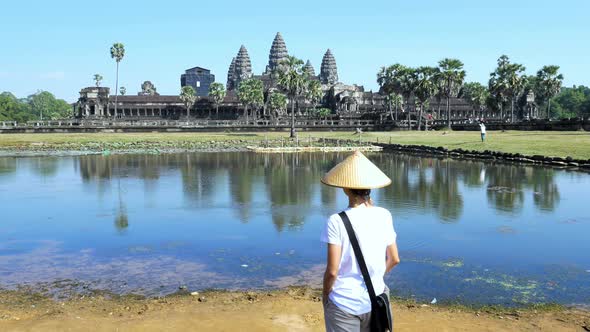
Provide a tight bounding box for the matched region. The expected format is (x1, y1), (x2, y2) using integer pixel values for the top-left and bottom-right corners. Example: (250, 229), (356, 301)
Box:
(339, 211), (378, 303)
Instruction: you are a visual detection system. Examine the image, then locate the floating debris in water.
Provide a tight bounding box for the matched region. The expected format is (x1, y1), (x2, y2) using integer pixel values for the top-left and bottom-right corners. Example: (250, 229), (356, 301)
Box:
(441, 259), (464, 268)
(497, 226), (517, 234)
(487, 186), (518, 194)
(275, 252), (280, 255)
(241, 264), (248, 268)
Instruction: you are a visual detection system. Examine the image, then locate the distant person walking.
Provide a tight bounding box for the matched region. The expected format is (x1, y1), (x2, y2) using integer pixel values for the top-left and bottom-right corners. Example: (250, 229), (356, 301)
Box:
(479, 120), (486, 142)
(320, 151), (399, 332)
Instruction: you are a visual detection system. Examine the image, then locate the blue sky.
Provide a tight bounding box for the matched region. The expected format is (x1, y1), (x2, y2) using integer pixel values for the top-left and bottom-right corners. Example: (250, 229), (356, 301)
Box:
(0, 0), (588, 102)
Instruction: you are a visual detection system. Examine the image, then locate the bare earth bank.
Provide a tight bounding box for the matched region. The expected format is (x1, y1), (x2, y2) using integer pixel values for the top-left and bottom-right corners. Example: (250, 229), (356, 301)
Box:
(1, 288), (589, 332)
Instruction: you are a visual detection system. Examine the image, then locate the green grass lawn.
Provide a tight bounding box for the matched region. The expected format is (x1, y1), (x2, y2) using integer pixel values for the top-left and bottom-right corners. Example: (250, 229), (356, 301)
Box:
(0, 131), (588, 160)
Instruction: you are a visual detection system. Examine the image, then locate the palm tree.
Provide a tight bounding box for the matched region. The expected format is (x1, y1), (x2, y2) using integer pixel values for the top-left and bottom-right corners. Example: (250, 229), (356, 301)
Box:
(414, 67), (439, 130)
(535, 65), (564, 119)
(269, 92), (287, 118)
(237, 78), (264, 121)
(208, 82), (226, 119)
(506, 63), (526, 122)
(119, 86), (126, 96)
(438, 58), (466, 129)
(378, 64), (414, 127)
(462, 82), (490, 119)
(93, 74), (103, 87)
(488, 57), (510, 121)
(384, 93), (403, 121)
(179, 86), (197, 118)
(305, 80), (323, 115)
(110, 42), (125, 117)
(489, 55), (525, 122)
(277, 56), (307, 138)
(398, 67), (418, 130)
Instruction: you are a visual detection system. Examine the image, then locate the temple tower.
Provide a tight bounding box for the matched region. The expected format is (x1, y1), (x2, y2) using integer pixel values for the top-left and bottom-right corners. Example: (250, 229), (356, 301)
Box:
(264, 32), (289, 74)
(320, 49), (338, 85)
(226, 57), (236, 90)
(303, 60), (316, 76)
(232, 45), (253, 89)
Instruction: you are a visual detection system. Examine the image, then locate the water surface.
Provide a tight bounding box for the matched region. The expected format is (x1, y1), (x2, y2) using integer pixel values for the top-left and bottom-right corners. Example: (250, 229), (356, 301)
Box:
(0, 152), (589, 306)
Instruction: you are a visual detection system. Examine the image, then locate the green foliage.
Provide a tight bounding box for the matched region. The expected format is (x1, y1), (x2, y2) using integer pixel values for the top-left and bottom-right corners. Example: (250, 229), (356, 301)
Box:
(0, 91), (72, 122)
(462, 82), (490, 116)
(93, 74), (103, 87)
(550, 85), (590, 118)
(110, 43), (125, 62)
(119, 86), (126, 96)
(208, 82), (226, 105)
(179, 86), (197, 117)
(312, 107), (331, 118)
(269, 92), (287, 112)
(237, 78), (264, 110)
(488, 55), (526, 121)
(534, 65), (564, 117)
(305, 80), (323, 108)
(277, 56), (307, 102)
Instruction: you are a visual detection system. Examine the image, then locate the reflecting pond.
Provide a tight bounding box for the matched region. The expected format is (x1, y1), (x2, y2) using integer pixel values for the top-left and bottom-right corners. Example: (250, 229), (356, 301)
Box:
(0, 152), (589, 306)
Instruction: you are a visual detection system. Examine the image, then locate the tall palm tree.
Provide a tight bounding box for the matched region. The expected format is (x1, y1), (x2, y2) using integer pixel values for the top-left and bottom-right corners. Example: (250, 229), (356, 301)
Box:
(489, 55), (525, 122)
(378, 64), (413, 127)
(414, 67), (439, 130)
(438, 58), (466, 129)
(179, 86), (197, 118)
(277, 56), (307, 138)
(208, 82), (226, 119)
(110, 42), (125, 118)
(535, 65), (564, 119)
(398, 67), (418, 130)
(506, 63), (526, 122)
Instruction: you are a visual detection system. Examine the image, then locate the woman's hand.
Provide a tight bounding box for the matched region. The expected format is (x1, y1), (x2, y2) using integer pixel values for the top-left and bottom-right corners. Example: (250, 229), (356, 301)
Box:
(385, 242), (400, 273)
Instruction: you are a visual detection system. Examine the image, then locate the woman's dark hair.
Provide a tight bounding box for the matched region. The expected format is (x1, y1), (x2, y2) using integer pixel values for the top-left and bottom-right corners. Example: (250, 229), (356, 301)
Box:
(350, 189), (371, 197)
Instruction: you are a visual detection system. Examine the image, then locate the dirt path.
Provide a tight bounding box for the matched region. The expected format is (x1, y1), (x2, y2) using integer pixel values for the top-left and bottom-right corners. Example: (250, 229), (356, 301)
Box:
(1, 288), (589, 331)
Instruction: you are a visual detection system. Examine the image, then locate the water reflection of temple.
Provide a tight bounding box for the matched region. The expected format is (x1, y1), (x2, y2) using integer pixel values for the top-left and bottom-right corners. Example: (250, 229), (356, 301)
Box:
(72, 152), (562, 229)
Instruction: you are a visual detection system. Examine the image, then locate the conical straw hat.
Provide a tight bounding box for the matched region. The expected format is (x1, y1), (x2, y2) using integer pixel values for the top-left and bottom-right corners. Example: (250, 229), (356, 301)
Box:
(321, 151), (391, 189)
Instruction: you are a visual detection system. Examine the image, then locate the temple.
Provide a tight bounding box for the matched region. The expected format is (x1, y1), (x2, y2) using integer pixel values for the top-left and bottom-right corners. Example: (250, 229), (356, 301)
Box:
(76, 32), (480, 124)
(181, 67), (215, 96)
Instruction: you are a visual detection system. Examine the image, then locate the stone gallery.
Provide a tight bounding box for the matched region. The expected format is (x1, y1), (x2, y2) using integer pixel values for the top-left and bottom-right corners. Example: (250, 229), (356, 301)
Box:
(76, 33), (474, 122)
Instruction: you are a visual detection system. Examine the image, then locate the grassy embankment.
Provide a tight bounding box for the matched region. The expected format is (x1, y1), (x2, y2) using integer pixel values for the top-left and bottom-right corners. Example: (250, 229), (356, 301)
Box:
(0, 131), (589, 159)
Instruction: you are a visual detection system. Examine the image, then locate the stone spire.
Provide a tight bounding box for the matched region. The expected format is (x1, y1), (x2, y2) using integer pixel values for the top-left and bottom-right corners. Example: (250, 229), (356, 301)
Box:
(226, 57), (236, 90)
(320, 49), (338, 85)
(265, 32), (289, 74)
(303, 60), (316, 76)
(233, 45), (253, 87)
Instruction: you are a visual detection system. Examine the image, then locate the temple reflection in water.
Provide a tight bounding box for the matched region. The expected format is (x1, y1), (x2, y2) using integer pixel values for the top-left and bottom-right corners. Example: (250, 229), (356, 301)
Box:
(64, 152), (563, 230)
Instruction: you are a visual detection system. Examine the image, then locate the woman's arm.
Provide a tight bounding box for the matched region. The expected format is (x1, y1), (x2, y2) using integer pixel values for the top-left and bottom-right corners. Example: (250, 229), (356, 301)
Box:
(323, 243), (342, 303)
(385, 242), (400, 274)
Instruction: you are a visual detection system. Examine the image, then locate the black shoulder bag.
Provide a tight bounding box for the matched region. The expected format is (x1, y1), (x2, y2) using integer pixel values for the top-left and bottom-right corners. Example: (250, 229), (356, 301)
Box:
(339, 211), (393, 332)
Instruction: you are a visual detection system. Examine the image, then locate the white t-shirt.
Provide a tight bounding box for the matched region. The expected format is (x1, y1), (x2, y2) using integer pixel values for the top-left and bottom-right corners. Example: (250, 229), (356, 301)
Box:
(320, 205), (397, 315)
(479, 123), (486, 134)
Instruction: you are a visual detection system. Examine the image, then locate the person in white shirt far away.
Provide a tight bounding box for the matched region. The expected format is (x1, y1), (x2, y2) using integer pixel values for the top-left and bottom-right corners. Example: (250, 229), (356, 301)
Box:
(479, 120), (487, 142)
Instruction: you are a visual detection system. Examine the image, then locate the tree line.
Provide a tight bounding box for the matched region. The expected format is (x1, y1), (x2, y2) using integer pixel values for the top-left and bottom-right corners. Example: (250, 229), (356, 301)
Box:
(378, 55), (589, 129)
(0, 91), (72, 123)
